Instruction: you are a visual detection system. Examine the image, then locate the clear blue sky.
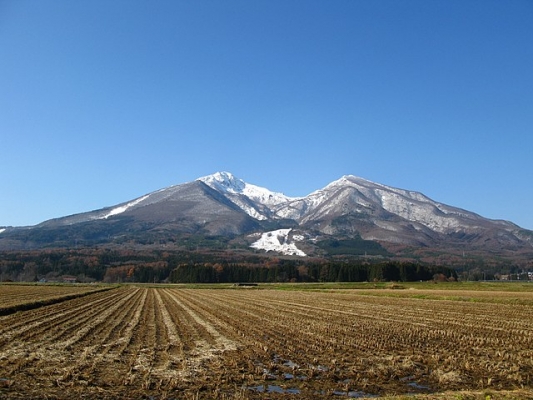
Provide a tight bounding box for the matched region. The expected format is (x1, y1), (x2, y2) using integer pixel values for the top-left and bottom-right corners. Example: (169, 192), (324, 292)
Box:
(1, 0), (532, 229)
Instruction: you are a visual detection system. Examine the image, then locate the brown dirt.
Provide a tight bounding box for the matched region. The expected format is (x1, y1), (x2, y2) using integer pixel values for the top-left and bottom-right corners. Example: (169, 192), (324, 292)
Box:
(0, 286), (532, 399)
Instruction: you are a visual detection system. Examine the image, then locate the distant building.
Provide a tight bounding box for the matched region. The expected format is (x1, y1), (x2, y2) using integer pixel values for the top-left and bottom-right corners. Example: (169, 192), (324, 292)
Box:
(62, 275), (77, 283)
(498, 273), (532, 281)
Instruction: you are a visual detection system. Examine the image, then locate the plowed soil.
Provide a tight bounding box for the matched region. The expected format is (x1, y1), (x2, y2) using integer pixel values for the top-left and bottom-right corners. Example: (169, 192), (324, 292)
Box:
(1, 285), (533, 399)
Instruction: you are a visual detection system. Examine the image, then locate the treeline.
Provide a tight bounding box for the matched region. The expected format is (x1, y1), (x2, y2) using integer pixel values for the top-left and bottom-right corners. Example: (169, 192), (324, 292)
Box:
(0, 248), (457, 283)
(170, 260), (458, 283)
(0, 248), (184, 283)
(0, 248), (277, 283)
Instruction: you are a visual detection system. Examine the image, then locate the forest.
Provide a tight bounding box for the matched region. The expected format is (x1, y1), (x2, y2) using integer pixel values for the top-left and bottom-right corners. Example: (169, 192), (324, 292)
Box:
(0, 247), (458, 283)
(169, 259), (457, 283)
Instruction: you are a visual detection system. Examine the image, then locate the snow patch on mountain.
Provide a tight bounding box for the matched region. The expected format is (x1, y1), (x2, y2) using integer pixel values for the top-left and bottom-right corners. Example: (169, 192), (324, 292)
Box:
(313, 175), (484, 233)
(0, 228), (5, 234)
(250, 228), (306, 256)
(377, 189), (471, 232)
(100, 195), (150, 219)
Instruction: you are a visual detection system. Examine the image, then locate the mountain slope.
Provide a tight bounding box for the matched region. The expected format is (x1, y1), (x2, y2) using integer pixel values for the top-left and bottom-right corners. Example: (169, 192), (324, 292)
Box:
(0, 172), (531, 261)
(269, 175), (525, 249)
(0, 180), (262, 249)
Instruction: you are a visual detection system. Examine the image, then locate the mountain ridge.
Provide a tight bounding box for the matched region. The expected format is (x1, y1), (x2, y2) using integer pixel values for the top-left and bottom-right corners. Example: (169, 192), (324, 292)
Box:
(0, 172), (531, 263)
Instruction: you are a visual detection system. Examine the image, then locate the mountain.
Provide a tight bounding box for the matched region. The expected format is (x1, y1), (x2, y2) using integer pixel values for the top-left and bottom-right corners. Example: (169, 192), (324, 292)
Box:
(1, 172), (532, 263)
(198, 171), (296, 221)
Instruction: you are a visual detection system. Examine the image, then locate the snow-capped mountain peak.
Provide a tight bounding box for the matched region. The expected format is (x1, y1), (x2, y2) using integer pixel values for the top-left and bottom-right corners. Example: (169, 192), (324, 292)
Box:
(323, 174), (382, 190)
(198, 171), (245, 194)
(198, 172), (297, 220)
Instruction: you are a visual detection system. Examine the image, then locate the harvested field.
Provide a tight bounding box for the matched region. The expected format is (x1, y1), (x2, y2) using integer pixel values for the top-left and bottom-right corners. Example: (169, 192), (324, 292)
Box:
(0, 284), (112, 315)
(1, 285), (533, 399)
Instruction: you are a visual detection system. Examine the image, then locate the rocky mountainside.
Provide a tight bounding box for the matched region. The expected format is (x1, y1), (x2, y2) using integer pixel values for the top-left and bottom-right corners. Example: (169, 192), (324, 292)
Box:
(1, 172), (532, 262)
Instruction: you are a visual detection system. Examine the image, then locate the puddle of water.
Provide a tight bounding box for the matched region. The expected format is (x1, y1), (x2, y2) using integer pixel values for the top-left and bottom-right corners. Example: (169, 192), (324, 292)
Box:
(333, 390), (379, 398)
(408, 381), (430, 390)
(272, 354), (300, 369)
(249, 384), (301, 394)
(327, 390), (378, 398)
(400, 375), (431, 391)
(284, 360), (300, 369)
(285, 387), (302, 394)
